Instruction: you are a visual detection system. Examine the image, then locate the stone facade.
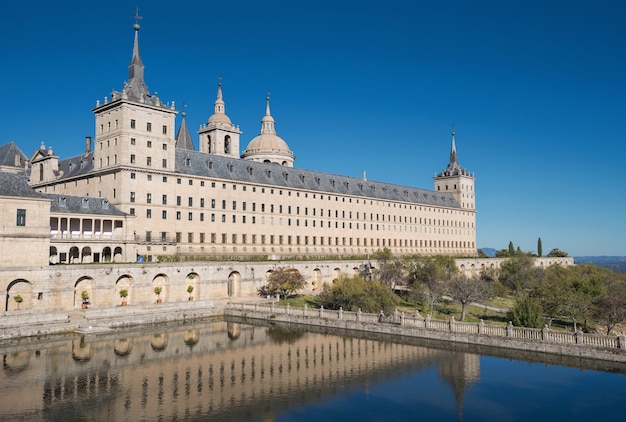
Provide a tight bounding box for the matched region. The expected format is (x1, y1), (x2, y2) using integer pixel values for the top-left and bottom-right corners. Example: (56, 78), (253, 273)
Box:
(18, 22), (476, 262)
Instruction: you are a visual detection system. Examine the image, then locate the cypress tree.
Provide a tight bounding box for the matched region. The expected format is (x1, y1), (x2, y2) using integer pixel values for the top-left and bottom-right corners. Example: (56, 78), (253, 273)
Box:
(508, 241), (515, 256)
(537, 237), (543, 257)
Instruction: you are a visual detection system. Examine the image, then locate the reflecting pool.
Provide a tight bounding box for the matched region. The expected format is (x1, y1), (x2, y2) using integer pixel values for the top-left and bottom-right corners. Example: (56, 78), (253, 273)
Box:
(0, 319), (624, 421)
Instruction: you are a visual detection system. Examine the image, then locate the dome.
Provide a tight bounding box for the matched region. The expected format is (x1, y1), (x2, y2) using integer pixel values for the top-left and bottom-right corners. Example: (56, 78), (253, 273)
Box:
(245, 133), (290, 153)
(241, 96), (295, 166)
(208, 112), (232, 125)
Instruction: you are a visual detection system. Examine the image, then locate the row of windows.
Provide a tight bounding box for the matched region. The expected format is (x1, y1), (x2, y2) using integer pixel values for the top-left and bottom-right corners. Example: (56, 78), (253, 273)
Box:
(130, 208), (475, 235)
(99, 119), (168, 135)
(129, 155), (168, 168)
(128, 192), (474, 228)
(142, 230), (475, 249)
(125, 172), (473, 216)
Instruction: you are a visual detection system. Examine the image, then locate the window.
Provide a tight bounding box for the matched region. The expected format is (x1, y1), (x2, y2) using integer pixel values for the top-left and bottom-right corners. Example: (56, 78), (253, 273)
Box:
(130, 172), (136, 179)
(162, 159), (167, 168)
(200, 198), (205, 207)
(147, 140), (152, 148)
(188, 197), (193, 207)
(162, 210), (167, 219)
(130, 137), (136, 145)
(130, 154), (135, 164)
(16, 209), (26, 226)
(162, 143), (167, 150)
(145, 231), (151, 241)
(162, 195), (167, 205)
(162, 125), (167, 134)
(162, 176), (167, 183)
(130, 208), (135, 216)
(176, 196), (181, 206)
(147, 157), (152, 166)
(176, 211), (181, 220)
(147, 122), (152, 132)
(188, 212), (193, 221)
(147, 174), (152, 181)
(200, 213), (204, 221)
(130, 119), (136, 129)
(130, 192), (135, 203)
(146, 193), (152, 204)
(146, 209), (152, 218)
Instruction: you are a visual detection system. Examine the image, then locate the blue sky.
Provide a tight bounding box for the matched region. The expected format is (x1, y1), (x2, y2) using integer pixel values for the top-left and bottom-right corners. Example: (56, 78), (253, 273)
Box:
(1, 1), (624, 256)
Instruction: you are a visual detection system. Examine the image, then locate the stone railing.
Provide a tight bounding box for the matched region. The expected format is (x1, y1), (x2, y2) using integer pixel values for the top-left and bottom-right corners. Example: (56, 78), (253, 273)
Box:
(226, 302), (626, 355)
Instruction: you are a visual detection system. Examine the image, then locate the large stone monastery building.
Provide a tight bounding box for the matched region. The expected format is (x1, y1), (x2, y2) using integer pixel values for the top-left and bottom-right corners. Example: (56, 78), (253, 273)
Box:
(5, 23), (476, 265)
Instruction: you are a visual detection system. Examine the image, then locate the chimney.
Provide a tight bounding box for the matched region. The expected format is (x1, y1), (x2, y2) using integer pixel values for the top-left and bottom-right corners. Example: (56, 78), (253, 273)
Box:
(85, 136), (92, 155)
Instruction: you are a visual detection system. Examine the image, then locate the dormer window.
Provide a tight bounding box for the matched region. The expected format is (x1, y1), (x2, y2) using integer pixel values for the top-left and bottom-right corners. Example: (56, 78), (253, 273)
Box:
(59, 197), (67, 207)
(82, 198), (89, 209)
(102, 199), (109, 210)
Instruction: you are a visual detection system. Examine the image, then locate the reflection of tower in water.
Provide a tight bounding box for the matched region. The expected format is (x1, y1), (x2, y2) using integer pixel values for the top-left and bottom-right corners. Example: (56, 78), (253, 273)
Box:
(438, 352), (481, 421)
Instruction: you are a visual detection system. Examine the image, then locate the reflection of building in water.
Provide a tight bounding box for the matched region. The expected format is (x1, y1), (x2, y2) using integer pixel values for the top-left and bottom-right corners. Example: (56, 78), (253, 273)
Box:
(439, 352), (481, 420)
(0, 322), (480, 420)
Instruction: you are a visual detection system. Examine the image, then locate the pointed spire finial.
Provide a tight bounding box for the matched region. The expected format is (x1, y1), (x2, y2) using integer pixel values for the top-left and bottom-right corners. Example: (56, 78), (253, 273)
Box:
(133, 6), (143, 30)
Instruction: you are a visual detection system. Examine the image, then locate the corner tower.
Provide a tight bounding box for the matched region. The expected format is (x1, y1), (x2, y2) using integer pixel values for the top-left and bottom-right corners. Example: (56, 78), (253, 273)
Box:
(434, 131), (475, 210)
(91, 21), (177, 172)
(198, 82), (241, 157)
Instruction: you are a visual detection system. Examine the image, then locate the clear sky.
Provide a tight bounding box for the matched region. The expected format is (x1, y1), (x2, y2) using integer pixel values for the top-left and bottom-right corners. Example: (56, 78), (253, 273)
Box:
(1, 1), (624, 256)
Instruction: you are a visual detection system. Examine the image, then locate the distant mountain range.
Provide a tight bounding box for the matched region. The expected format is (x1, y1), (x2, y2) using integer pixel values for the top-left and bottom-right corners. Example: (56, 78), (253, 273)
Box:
(574, 256), (626, 274)
(478, 248), (626, 274)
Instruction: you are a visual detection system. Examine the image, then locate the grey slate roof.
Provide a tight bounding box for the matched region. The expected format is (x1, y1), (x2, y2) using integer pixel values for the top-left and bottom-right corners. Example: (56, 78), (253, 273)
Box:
(175, 149), (461, 208)
(46, 147), (459, 209)
(0, 171), (47, 199)
(0, 142), (28, 169)
(45, 193), (127, 216)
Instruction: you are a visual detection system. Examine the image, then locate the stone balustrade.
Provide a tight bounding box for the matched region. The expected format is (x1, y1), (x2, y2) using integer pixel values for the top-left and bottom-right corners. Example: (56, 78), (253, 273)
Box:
(226, 302), (626, 361)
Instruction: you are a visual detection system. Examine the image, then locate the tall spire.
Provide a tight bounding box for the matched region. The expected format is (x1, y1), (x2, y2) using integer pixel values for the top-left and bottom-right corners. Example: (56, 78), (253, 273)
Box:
(450, 128), (458, 165)
(121, 8), (150, 103)
(260, 95), (276, 134)
(176, 111), (195, 151)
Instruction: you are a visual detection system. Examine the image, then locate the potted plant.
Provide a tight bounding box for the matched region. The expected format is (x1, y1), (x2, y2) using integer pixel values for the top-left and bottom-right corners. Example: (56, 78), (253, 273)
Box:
(187, 285), (194, 301)
(81, 290), (90, 309)
(13, 294), (23, 311)
(154, 286), (163, 304)
(119, 289), (128, 306)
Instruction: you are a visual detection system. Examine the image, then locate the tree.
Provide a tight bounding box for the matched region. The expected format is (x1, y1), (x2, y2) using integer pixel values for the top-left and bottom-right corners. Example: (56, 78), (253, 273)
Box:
(446, 274), (491, 321)
(319, 274), (398, 314)
(374, 256), (407, 290)
(592, 281), (626, 335)
(507, 295), (544, 328)
(547, 248), (568, 257)
(264, 267), (306, 299)
(407, 256), (457, 315)
(537, 237), (543, 257)
(508, 241), (515, 256)
(499, 255), (542, 295)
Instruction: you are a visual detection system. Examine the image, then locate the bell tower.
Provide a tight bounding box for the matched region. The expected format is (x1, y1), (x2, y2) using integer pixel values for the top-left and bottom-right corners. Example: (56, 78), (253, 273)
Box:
(198, 82), (241, 157)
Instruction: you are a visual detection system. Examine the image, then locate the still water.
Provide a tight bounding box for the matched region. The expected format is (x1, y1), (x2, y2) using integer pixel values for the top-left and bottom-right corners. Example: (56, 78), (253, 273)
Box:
(0, 319), (624, 421)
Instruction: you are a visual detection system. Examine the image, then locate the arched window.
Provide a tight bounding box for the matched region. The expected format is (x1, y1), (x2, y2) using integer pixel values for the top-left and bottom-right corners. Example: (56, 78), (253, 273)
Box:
(39, 163), (44, 181)
(224, 136), (231, 154)
(207, 135), (212, 153)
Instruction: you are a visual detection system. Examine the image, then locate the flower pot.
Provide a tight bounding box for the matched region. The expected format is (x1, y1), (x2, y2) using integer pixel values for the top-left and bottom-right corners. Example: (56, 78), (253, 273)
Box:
(82, 303), (88, 309)
(121, 301), (127, 306)
(156, 298), (162, 304)
(188, 296), (194, 301)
